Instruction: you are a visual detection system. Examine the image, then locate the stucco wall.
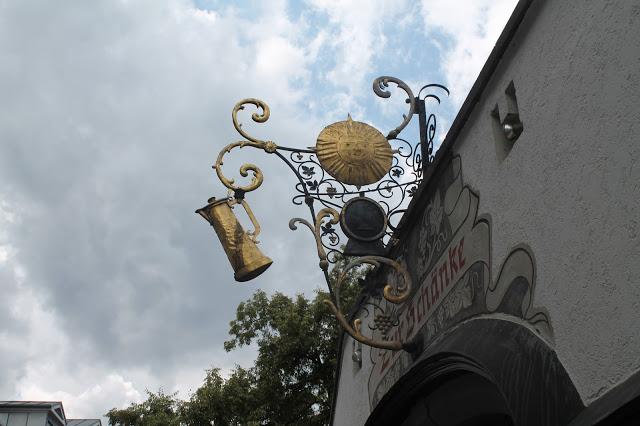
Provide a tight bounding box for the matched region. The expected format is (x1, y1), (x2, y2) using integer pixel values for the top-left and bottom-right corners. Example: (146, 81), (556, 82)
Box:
(332, 0), (640, 424)
(456, 0), (640, 404)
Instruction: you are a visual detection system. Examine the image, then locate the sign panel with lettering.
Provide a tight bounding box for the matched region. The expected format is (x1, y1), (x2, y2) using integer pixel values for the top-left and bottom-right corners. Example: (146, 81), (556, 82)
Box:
(366, 156), (552, 410)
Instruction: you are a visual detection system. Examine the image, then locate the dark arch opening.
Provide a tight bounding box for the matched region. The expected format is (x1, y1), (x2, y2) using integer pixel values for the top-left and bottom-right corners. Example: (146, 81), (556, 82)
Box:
(366, 318), (584, 426)
(398, 370), (514, 426)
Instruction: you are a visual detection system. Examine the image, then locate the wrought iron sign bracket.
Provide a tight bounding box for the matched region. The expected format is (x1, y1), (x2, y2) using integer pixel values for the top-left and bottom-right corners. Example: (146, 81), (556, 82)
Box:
(197, 76), (448, 351)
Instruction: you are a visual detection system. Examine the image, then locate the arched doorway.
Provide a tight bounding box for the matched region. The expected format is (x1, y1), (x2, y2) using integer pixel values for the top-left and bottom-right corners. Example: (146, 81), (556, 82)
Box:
(398, 371), (514, 426)
(366, 318), (584, 426)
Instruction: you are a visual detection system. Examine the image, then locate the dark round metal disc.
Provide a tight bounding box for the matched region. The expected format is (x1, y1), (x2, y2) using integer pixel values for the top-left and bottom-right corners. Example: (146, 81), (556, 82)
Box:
(340, 197), (387, 242)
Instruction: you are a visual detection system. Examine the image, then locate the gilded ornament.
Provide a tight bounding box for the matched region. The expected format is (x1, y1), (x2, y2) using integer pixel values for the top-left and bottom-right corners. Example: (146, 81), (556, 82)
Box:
(263, 141), (277, 153)
(196, 198), (272, 282)
(316, 116), (392, 186)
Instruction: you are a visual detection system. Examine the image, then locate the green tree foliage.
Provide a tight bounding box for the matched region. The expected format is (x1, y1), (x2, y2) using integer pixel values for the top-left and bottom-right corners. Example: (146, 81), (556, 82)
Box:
(105, 389), (181, 426)
(223, 290), (340, 424)
(107, 256), (365, 426)
(180, 367), (259, 425)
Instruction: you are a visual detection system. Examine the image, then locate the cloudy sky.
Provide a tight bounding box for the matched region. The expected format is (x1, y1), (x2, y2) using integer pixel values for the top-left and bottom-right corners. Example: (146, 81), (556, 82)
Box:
(0, 0), (517, 420)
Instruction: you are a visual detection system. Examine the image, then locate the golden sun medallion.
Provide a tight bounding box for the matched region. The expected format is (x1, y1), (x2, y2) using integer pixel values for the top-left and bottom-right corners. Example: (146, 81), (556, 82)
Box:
(316, 116), (392, 186)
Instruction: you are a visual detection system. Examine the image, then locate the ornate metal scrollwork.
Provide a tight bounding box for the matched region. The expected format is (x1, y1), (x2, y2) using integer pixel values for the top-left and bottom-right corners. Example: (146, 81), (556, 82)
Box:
(373, 76), (416, 139)
(214, 142), (266, 192)
(287, 146), (424, 243)
(201, 76), (448, 352)
(214, 99), (279, 193)
(231, 98), (271, 144)
(323, 256), (412, 351)
(288, 208), (340, 272)
(417, 83), (450, 167)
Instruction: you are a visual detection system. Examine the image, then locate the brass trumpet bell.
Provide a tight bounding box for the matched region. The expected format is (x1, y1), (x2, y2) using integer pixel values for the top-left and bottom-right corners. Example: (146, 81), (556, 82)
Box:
(196, 197), (272, 282)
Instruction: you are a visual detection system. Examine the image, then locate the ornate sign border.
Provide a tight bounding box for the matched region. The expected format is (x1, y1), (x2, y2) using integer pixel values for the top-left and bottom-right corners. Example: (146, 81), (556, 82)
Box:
(366, 155), (552, 409)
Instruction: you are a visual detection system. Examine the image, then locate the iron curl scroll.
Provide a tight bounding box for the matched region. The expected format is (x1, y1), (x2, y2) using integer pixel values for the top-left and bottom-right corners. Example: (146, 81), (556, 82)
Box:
(232, 98), (271, 143)
(288, 208), (340, 272)
(373, 76), (416, 139)
(417, 83), (450, 166)
(323, 256), (412, 351)
(214, 99), (279, 193)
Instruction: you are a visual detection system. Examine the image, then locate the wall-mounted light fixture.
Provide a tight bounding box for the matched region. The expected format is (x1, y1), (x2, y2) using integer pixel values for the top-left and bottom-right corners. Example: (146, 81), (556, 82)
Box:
(502, 112), (524, 141)
(196, 77), (448, 351)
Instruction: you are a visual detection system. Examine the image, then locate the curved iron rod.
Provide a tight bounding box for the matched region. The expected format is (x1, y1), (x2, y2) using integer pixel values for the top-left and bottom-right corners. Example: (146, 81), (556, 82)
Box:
(293, 194), (343, 210)
(274, 150), (336, 298)
(276, 146), (316, 154)
(417, 83), (450, 99)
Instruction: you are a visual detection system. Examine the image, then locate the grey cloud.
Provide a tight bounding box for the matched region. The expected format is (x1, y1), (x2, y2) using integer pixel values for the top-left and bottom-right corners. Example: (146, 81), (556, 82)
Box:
(0, 0), (467, 418)
(0, 0), (326, 392)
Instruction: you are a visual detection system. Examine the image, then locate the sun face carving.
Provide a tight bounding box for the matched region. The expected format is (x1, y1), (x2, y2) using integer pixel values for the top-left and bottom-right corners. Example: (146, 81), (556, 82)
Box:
(316, 116), (393, 186)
